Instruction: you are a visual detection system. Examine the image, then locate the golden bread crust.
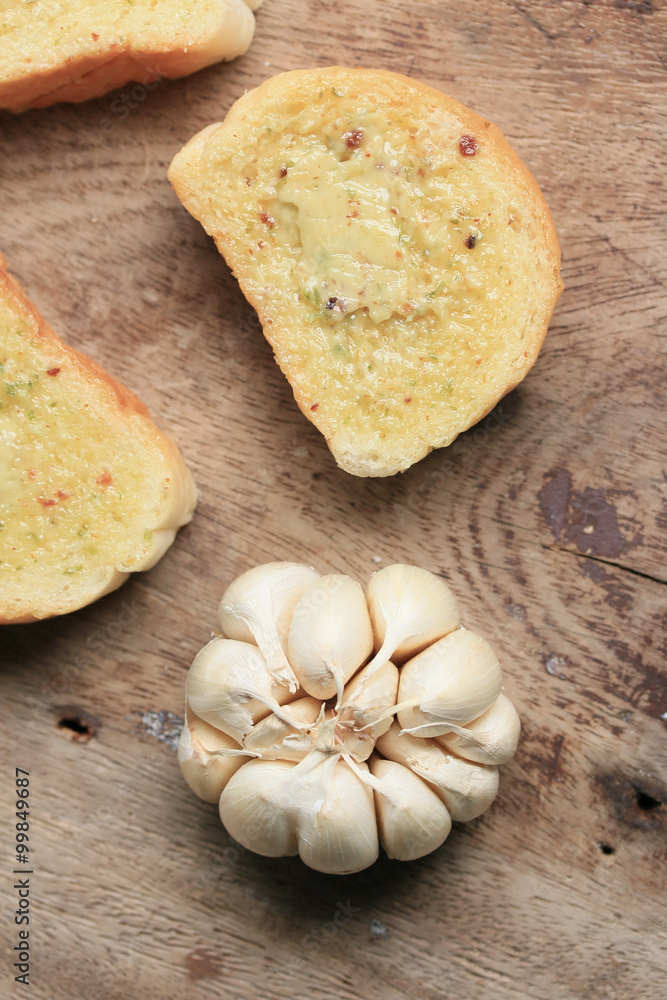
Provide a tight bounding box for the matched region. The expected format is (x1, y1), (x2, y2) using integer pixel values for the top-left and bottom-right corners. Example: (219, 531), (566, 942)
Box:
(0, 260), (198, 624)
(169, 67), (563, 476)
(0, 0), (259, 111)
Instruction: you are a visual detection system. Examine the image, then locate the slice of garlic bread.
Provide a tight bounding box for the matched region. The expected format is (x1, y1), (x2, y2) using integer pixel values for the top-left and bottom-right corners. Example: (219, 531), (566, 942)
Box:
(169, 67), (563, 477)
(0, 258), (197, 624)
(0, 0), (261, 111)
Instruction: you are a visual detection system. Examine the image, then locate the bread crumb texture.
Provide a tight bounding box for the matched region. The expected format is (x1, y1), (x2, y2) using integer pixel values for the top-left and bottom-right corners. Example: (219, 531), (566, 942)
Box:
(0, 263), (197, 623)
(0, 0), (261, 110)
(170, 67), (563, 477)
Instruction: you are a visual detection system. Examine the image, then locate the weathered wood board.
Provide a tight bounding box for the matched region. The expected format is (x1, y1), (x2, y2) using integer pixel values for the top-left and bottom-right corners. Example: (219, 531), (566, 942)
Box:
(1, 1), (666, 998)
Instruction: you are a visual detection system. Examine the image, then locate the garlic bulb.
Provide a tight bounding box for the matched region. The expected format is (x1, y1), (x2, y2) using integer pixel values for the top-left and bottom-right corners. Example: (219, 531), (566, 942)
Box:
(369, 757), (452, 861)
(394, 629), (502, 736)
(435, 693), (521, 765)
(218, 562), (320, 692)
(366, 564), (459, 671)
(287, 574), (374, 702)
(181, 562), (519, 873)
(178, 707), (252, 803)
(376, 722), (499, 822)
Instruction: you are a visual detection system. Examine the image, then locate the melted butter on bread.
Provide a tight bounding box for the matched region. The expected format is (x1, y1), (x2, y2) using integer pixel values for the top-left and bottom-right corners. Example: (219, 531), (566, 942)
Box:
(170, 68), (563, 476)
(0, 0), (260, 110)
(0, 261), (197, 623)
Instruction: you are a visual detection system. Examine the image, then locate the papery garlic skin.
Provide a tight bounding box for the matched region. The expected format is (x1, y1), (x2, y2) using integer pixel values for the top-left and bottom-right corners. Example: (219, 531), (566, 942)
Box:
(218, 562), (320, 692)
(178, 707), (250, 803)
(312, 662), (398, 762)
(186, 638), (296, 744)
(435, 693), (521, 765)
(244, 696), (321, 760)
(376, 722), (499, 822)
(369, 757), (452, 861)
(288, 574), (374, 702)
(338, 660), (399, 740)
(315, 711), (375, 762)
(366, 564), (459, 671)
(396, 629), (502, 736)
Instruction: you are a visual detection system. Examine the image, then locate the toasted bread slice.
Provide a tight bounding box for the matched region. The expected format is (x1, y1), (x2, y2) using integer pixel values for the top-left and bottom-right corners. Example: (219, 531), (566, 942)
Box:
(169, 67), (563, 477)
(0, 258), (197, 624)
(0, 0), (261, 111)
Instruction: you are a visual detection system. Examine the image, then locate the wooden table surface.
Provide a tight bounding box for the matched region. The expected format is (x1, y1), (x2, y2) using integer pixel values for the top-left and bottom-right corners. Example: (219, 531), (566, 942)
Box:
(2, 2), (666, 998)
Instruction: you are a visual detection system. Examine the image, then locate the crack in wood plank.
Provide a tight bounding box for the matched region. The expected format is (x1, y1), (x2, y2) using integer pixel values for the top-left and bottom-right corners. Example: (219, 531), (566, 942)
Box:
(540, 543), (667, 587)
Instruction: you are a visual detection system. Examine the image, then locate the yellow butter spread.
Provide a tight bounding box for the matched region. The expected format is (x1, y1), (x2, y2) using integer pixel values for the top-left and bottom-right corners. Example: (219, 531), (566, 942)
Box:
(0, 298), (167, 581)
(169, 68), (562, 474)
(177, 72), (561, 476)
(213, 101), (532, 435)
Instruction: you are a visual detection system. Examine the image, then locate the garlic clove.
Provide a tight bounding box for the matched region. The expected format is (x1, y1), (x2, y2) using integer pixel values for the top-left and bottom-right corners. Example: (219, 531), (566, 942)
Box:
(243, 695), (321, 760)
(339, 660), (399, 740)
(435, 692), (521, 765)
(425, 754), (499, 823)
(295, 757), (379, 874)
(178, 706), (254, 803)
(369, 756), (452, 861)
(287, 574), (374, 703)
(365, 564), (460, 672)
(178, 709), (245, 798)
(218, 562), (320, 693)
(186, 638), (301, 744)
(376, 722), (499, 822)
(396, 628), (502, 735)
(219, 758), (300, 857)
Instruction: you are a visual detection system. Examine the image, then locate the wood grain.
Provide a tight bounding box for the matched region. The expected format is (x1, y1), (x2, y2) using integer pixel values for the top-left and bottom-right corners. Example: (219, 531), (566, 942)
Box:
(1, 2), (666, 998)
